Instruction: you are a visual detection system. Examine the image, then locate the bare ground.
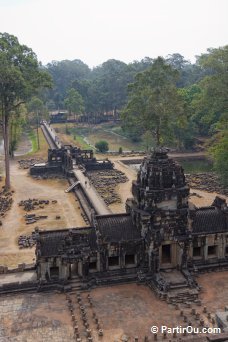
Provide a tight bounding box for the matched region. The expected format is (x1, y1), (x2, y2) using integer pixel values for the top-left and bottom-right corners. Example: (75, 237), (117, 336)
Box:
(0, 272), (227, 341)
(0, 155), (226, 268)
(0, 131), (227, 268)
(0, 161), (86, 267)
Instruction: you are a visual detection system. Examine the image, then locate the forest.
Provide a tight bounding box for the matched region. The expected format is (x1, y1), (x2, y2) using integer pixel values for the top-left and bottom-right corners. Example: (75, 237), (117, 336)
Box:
(0, 32), (227, 187)
(41, 46), (227, 185)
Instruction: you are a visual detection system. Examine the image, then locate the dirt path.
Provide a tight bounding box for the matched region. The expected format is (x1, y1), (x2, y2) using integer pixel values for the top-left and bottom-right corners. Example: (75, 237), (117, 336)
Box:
(0, 161), (86, 268)
(109, 160), (137, 212)
(14, 133), (32, 156)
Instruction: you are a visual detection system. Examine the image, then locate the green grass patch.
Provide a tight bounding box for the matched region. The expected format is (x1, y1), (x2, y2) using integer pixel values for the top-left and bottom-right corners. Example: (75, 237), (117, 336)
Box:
(53, 123), (146, 151)
(74, 125), (144, 151)
(72, 132), (92, 149)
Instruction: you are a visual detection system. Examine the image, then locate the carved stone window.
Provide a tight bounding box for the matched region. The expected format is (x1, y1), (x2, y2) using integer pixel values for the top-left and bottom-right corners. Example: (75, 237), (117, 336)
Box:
(208, 245), (217, 257)
(193, 247), (201, 258)
(108, 256), (119, 267)
(89, 261), (97, 270)
(125, 254), (135, 265)
(50, 266), (59, 279)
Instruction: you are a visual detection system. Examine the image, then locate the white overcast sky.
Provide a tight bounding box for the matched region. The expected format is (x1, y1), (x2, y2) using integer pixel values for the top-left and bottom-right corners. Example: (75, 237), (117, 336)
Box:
(0, 0), (227, 68)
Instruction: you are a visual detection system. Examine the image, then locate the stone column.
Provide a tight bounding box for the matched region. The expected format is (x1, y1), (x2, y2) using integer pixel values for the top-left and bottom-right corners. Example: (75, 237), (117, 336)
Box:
(97, 252), (101, 272)
(119, 246), (125, 269)
(40, 261), (50, 281)
(59, 262), (70, 280)
(78, 260), (83, 276)
(203, 244), (208, 260)
(100, 250), (107, 272)
(83, 261), (89, 277)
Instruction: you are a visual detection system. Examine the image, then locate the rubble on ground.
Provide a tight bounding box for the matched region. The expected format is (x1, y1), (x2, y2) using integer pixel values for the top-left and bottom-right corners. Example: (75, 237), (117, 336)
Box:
(24, 213), (48, 224)
(18, 233), (36, 248)
(18, 158), (45, 169)
(18, 198), (58, 223)
(18, 198), (51, 211)
(32, 173), (66, 180)
(0, 187), (13, 219)
(186, 172), (228, 196)
(87, 169), (128, 205)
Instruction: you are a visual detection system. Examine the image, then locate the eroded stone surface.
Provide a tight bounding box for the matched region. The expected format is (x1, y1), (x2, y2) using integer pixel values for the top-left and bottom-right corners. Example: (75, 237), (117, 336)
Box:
(0, 273), (226, 342)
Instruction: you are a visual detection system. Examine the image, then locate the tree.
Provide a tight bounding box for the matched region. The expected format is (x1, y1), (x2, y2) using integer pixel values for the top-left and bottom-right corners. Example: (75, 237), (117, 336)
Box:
(95, 140), (109, 153)
(121, 57), (184, 146)
(46, 59), (90, 109)
(27, 97), (45, 150)
(90, 59), (130, 113)
(142, 130), (154, 151)
(173, 85), (201, 149)
(9, 105), (27, 157)
(166, 53), (206, 88)
(209, 114), (228, 186)
(64, 88), (84, 121)
(0, 33), (52, 189)
(192, 46), (228, 136)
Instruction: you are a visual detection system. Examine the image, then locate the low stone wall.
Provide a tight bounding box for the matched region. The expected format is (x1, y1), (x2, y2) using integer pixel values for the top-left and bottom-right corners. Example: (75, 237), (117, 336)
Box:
(107, 151), (146, 156)
(0, 280), (37, 294)
(30, 163), (62, 175)
(0, 263), (35, 274)
(120, 159), (143, 165)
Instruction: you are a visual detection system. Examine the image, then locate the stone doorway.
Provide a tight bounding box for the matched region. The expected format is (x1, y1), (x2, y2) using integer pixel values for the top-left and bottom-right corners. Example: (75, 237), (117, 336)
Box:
(161, 244), (171, 264)
(70, 263), (78, 278)
(50, 266), (59, 280)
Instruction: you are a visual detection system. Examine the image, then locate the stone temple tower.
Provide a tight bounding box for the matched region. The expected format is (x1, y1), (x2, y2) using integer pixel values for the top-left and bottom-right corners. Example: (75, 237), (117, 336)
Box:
(126, 148), (190, 273)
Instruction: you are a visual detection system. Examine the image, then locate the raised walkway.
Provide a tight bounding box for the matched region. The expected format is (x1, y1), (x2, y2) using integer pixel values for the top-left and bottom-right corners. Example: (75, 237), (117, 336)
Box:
(0, 271), (36, 285)
(73, 167), (111, 216)
(40, 121), (111, 218)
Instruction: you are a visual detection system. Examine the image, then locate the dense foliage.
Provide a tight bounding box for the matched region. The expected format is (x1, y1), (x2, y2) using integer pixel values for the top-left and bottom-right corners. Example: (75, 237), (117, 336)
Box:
(1, 31), (227, 185)
(42, 45), (227, 183)
(121, 57), (184, 146)
(95, 140), (109, 153)
(0, 32), (52, 188)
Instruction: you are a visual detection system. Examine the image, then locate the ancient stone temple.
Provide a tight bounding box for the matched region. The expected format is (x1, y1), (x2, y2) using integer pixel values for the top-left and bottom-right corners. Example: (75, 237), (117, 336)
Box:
(35, 149), (228, 297)
(126, 148), (190, 273)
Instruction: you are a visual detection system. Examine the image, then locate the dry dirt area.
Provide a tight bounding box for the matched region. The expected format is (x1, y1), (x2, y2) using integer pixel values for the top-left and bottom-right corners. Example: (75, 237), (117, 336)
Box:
(108, 160), (137, 212)
(0, 292), (75, 341)
(0, 153), (226, 268)
(0, 161), (86, 268)
(197, 271), (228, 312)
(0, 272), (227, 341)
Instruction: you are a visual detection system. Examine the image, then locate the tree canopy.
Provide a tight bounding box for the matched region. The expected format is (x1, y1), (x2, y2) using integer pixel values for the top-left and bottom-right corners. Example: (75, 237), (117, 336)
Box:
(46, 59), (90, 109)
(64, 88), (84, 116)
(121, 57), (184, 146)
(95, 140), (109, 153)
(0, 32), (52, 189)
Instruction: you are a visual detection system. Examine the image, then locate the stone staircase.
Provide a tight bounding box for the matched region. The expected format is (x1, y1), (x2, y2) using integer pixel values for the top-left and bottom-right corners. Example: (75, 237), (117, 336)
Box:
(69, 276), (83, 293)
(166, 288), (199, 303)
(143, 269), (199, 303)
(95, 269), (138, 286)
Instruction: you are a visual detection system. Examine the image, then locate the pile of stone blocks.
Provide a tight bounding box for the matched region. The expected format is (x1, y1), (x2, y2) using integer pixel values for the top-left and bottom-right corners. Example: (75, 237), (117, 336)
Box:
(18, 233), (36, 248)
(19, 198), (50, 211)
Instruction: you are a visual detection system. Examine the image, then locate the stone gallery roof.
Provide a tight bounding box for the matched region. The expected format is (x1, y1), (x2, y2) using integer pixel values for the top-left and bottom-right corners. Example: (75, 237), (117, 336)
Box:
(37, 227), (97, 257)
(37, 213), (141, 257)
(192, 207), (228, 234)
(95, 213), (141, 242)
